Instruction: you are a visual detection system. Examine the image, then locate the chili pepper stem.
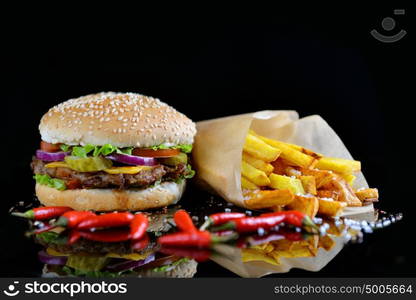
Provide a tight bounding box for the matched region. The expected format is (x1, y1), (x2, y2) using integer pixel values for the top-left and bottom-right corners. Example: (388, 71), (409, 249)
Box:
(199, 218), (213, 231)
(302, 216), (319, 231)
(53, 218), (68, 227)
(211, 231), (239, 243)
(11, 211), (35, 219)
(210, 222), (236, 232)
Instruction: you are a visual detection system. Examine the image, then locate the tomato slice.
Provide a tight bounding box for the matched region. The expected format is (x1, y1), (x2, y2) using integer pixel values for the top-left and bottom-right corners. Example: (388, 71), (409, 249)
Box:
(132, 148), (180, 157)
(40, 141), (62, 152)
(66, 179), (81, 189)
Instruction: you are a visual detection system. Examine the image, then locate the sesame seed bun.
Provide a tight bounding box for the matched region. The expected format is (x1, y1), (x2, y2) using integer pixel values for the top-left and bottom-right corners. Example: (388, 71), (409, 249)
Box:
(35, 181), (185, 211)
(39, 92), (196, 148)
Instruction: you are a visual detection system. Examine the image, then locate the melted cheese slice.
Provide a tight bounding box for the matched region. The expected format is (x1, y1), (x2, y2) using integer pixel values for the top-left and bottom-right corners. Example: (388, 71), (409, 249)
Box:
(44, 162), (152, 174)
(103, 166), (153, 174)
(45, 162), (70, 168)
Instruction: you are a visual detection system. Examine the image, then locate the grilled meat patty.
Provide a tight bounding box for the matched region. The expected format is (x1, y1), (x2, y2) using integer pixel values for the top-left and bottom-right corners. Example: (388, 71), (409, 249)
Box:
(31, 158), (187, 189)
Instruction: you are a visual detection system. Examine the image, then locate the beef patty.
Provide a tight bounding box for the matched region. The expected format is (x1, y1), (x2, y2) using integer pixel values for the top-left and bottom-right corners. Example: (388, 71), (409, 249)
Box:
(31, 158), (187, 189)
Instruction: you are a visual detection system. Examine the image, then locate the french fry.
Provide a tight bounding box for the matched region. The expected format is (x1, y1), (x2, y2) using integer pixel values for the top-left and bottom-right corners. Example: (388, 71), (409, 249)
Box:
(270, 158), (289, 175)
(241, 161), (271, 186)
(286, 195), (319, 218)
(318, 198), (347, 217)
(307, 235), (320, 256)
(286, 143), (323, 159)
(254, 134), (317, 168)
(321, 175), (362, 206)
(243, 130), (379, 213)
(299, 175), (317, 195)
(242, 152), (274, 175)
(300, 168), (334, 188)
(268, 174), (305, 194)
(242, 248), (280, 266)
(316, 156), (361, 174)
(268, 251), (281, 265)
(244, 189), (294, 209)
(244, 134), (281, 162)
(271, 239), (294, 251)
(318, 235), (335, 251)
(285, 166), (302, 177)
(355, 188), (379, 202)
(276, 246), (314, 258)
(271, 205), (284, 212)
(340, 173), (356, 186)
(325, 219), (346, 236)
(253, 243), (274, 253)
(316, 190), (339, 201)
(241, 176), (259, 190)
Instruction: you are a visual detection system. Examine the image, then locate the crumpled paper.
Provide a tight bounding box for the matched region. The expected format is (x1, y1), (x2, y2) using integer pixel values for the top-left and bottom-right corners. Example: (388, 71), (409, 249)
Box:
(192, 111), (376, 277)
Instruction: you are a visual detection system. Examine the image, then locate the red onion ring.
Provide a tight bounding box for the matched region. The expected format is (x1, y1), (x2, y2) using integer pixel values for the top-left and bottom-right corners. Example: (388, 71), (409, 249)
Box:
(106, 253), (155, 272)
(106, 153), (157, 166)
(36, 150), (70, 162)
(38, 250), (68, 265)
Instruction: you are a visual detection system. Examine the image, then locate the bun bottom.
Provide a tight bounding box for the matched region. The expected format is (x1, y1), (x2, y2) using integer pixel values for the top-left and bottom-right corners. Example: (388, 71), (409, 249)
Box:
(35, 181), (185, 211)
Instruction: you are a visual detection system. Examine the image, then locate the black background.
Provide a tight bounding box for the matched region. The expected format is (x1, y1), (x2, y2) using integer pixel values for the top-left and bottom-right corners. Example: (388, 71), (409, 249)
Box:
(1, 6), (414, 276)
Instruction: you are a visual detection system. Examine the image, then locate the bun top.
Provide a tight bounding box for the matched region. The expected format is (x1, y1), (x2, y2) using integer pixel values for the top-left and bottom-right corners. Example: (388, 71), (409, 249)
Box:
(39, 92), (196, 148)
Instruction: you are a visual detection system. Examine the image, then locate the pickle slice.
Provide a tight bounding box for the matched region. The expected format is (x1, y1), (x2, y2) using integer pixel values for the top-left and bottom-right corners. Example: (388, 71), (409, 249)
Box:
(158, 152), (188, 166)
(66, 255), (109, 272)
(64, 156), (113, 172)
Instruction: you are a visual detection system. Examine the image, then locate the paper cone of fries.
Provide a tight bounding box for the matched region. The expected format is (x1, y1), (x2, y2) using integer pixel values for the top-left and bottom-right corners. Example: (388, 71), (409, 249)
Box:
(193, 110), (375, 220)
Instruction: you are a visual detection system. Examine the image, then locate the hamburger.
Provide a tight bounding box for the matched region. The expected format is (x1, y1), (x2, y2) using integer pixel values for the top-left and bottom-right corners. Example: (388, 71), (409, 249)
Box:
(24, 92), (199, 277)
(31, 92), (196, 211)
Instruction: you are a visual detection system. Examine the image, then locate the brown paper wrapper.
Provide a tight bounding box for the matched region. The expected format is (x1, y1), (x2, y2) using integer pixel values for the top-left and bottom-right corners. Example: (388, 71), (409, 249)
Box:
(194, 110), (376, 276)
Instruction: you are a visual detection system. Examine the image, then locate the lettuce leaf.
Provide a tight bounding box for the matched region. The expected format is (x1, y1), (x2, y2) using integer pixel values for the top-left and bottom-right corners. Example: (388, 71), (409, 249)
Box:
(152, 258), (189, 272)
(184, 164), (195, 179)
(34, 174), (66, 190)
(60, 144), (71, 152)
(150, 144), (193, 153)
(36, 232), (68, 245)
(68, 144), (133, 158)
(37, 232), (59, 243)
(60, 143), (192, 158)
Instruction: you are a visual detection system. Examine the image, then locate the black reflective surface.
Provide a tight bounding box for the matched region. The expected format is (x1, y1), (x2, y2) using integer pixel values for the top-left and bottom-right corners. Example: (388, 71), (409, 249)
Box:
(0, 186), (409, 277)
(2, 7), (413, 277)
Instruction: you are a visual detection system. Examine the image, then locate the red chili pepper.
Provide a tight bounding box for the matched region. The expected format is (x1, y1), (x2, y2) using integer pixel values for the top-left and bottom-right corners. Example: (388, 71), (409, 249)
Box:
(54, 211), (96, 228)
(131, 233), (150, 250)
(260, 210), (318, 229)
(130, 214), (149, 240)
(212, 214), (286, 233)
(158, 230), (237, 248)
(12, 206), (73, 220)
(159, 246), (212, 262)
(174, 210), (197, 232)
(78, 229), (131, 242)
(281, 231), (304, 241)
(158, 231), (212, 247)
(77, 212), (134, 230)
(68, 230), (81, 245)
(199, 212), (246, 230)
